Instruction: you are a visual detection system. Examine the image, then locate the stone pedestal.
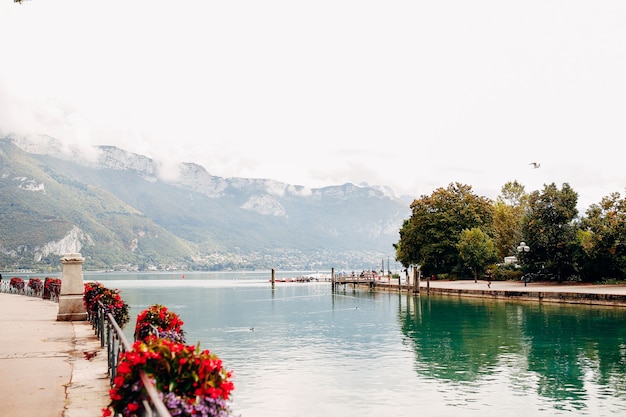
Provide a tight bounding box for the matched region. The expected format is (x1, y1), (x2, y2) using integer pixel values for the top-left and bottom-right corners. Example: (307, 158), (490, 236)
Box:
(57, 253), (87, 321)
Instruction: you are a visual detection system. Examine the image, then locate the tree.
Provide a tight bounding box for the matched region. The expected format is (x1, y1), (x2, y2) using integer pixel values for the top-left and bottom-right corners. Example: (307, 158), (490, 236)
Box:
(396, 180), (626, 281)
(523, 183), (579, 282)
(493, 181), (528, 260)
(457, 228), (499, 282)
(500, 180), (528, 208)
(395, 182), (494, 277)
(578, 192), (626, 281)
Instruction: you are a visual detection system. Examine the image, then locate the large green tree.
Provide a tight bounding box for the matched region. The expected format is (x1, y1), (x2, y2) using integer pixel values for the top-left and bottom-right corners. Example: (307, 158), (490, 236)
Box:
(395, 182), (494, 277)
(578, 192), (626, 281)
(522, 183), (579, 282)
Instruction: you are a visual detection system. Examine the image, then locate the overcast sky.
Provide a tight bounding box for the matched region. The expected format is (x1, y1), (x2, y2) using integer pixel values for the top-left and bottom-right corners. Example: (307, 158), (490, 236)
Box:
(1, 1), (625, 213)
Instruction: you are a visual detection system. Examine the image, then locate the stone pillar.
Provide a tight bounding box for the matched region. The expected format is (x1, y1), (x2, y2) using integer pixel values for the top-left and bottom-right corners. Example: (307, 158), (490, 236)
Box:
(57, 253), (87, 321)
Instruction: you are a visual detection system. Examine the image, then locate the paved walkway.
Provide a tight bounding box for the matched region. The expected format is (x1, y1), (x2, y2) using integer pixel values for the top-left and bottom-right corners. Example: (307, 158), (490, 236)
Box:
(419, 278), (626, 294)
(0, 293), (110, 417)
(371, 278), (626, 306)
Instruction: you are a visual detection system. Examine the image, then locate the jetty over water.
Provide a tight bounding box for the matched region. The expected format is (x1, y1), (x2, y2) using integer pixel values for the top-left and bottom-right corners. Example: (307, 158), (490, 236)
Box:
(332, 275), (384, 290)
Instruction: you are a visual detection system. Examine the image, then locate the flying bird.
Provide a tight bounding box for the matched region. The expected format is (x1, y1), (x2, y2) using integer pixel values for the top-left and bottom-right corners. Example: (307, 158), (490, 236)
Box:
(529, 162), (541, 169)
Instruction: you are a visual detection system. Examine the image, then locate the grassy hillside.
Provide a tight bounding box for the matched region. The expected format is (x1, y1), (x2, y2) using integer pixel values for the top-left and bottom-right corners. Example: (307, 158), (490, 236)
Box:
(0, 140), (196, 270)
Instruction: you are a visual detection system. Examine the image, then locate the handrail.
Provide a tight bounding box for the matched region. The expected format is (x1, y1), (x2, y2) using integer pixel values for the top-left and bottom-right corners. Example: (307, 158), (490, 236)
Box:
(93, 301), (172, 417)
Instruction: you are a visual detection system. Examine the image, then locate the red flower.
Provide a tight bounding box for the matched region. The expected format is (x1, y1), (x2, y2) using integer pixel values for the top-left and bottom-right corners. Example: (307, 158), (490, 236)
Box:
(109, 389), (122, 401)
(104, 305), (235, 417)
(127, 402), (140, 412)
(113, 375), (125, 387)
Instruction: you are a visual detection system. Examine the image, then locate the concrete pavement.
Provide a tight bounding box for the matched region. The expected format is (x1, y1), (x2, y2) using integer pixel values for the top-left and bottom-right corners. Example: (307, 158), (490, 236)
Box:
(0, 293), (110, 417)
(418, 278), (626, 293)
(372, 278), (626, 306)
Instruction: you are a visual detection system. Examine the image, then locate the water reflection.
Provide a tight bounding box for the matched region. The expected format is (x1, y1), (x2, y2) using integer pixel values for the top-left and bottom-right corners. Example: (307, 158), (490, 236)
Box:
(399, 294), (626, 411)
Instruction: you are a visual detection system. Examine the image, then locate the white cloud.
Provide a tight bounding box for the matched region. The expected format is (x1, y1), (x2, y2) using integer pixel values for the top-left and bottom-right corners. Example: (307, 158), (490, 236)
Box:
(1, 0), (625, 213)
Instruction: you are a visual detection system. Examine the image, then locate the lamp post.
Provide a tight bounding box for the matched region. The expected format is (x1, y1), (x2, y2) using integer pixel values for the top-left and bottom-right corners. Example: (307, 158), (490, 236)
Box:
(517, 242), (530, 286)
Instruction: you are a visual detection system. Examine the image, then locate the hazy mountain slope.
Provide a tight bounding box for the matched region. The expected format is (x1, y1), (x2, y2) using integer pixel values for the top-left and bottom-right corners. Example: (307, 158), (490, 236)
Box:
(0, 136), (411, 271)
(1, 140), (197, 270)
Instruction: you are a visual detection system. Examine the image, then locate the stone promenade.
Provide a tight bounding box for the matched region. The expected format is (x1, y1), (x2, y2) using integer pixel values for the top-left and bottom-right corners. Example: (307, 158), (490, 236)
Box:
(0, 293), (109, 417)
(372, 278), (626, 306)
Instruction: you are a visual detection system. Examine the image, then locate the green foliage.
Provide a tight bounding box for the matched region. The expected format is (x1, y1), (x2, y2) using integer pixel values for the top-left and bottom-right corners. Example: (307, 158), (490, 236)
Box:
(578, 192), (626, 281)
(457, 228), (499, 281)
(523, 183), (579, 282)
(492, 263), (523, 281)
(396, 182), (494, 276)
(397, 180), (625, 282)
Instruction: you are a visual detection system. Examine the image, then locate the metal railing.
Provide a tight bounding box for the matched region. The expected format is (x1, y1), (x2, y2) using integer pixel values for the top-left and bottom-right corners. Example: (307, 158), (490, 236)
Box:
(90, 301), (172, 417)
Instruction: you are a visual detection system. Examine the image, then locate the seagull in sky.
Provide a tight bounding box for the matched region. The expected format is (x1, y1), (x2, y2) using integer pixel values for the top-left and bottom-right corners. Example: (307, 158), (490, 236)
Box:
(529, 162), (541, 169)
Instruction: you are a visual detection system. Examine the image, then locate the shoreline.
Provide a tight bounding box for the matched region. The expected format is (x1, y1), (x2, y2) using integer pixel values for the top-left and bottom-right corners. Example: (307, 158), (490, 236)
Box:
(359, 279), (626, 307)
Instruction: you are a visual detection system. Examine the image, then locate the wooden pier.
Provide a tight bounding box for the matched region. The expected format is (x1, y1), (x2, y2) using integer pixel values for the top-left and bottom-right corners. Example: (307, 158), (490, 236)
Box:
(331, 276), (417, 292)
(332, 275), (377, 290)
(266, 268), (419, 293)
(330, 266), (422, 293)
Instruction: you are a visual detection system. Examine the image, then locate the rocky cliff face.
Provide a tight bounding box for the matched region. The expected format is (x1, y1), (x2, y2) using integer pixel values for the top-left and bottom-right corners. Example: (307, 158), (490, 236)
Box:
(35, 226), (92, 262)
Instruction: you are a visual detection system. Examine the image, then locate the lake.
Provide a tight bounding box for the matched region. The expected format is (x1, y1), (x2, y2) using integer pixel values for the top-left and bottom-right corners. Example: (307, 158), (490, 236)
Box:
(88, 271), (626, 417)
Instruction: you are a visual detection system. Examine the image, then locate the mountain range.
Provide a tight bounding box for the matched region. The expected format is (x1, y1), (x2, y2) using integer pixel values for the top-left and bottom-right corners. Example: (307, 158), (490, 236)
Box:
(0, 136), (412, 272)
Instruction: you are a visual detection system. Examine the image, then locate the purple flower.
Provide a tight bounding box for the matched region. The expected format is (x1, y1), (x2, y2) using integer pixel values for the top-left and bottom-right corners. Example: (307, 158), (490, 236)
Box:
(158, 392), (236, 417)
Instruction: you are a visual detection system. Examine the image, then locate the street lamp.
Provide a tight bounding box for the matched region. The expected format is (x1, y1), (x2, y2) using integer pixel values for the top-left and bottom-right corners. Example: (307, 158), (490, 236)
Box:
(517, 242), (530, 286)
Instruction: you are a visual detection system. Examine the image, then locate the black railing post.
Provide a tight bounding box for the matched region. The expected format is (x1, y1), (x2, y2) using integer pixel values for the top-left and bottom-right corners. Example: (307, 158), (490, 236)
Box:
(94, 301), (171, 417)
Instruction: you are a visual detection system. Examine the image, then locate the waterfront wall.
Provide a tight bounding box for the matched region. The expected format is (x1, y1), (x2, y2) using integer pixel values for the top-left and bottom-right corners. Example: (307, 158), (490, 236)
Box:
(423, 287), (626, 307)
(356, 281), (626, 307)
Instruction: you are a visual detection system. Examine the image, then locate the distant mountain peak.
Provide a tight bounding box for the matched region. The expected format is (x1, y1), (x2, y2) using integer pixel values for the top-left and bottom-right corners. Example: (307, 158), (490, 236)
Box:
(241, 194), (287, 217)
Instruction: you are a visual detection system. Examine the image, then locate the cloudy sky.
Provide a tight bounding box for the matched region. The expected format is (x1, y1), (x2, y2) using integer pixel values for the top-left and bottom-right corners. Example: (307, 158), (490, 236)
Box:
(1, 1), (625, 212)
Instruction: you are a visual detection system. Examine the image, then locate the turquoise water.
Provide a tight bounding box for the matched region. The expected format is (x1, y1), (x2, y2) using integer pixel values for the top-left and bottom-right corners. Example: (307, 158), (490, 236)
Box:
(89, 271), (626, 417)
